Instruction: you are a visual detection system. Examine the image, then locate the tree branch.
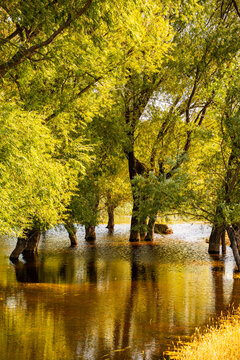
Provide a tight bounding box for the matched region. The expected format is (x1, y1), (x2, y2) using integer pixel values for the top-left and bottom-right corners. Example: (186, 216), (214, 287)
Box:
(185, 66), (199, 124)
(232, 0), (240, 17)
(0, 0), (93, 78)
(150, 96), (181, 170)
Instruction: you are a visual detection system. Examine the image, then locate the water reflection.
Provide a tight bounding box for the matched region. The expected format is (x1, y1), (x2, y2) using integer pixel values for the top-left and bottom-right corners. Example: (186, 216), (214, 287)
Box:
(14, 253), (40, 283)
(0, 224), (239, 360)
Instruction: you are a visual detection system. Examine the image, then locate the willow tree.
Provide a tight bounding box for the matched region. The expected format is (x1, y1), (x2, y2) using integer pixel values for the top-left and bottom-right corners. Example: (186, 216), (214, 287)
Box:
(115, 0), (178, 241)
(185, 62), (240, 272)
(0, 102), (77, 259)
(0, 0), (117, 254)
(179, 1), (239, 254)
(126, 0), (240, 241)
(39, 0), (176, 244)
(115, 0), (215, 241)
(1, 0), (162, 253)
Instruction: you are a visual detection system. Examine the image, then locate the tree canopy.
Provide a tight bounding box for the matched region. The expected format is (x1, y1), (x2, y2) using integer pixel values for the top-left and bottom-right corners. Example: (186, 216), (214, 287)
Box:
(1, 0), (240, 266)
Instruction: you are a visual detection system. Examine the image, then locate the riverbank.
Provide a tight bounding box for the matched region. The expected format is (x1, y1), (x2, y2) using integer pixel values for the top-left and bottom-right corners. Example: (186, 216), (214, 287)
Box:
(166, 308), (240, 360)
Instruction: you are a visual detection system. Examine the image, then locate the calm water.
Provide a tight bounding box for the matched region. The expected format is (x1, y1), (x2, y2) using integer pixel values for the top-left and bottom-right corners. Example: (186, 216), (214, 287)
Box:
(0, 223), (239, 360)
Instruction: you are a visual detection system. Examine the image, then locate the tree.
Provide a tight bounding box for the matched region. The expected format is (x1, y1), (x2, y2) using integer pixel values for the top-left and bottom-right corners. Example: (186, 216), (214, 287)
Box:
(0, 102), (77, 258)
(181, 56), (240, 270)
(126, 0), (240, 242)
(176, 0), (240, 256)
(2, 0), (169, 253)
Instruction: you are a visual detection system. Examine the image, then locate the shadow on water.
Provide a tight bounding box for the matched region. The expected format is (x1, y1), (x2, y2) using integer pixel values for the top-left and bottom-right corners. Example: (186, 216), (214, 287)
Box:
(209, 252), (240, 313)
(1, 224), (240, 360)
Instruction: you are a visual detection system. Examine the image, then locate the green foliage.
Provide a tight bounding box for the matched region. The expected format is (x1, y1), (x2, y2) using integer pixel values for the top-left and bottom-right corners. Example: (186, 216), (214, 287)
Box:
(69, 174), (100, 227)
(184, 59), (240, 226)
(0, 101), (77, 234)
(0, 0), (240, 238)
(132, 171), (189, 221)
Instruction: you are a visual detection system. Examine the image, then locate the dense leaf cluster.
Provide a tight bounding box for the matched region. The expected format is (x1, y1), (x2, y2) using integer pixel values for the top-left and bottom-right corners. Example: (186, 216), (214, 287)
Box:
(0, 0), (239, 240)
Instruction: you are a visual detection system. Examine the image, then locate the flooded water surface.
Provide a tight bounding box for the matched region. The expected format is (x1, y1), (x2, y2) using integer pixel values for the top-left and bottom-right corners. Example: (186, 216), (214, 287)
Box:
(0, 223), (239, 360)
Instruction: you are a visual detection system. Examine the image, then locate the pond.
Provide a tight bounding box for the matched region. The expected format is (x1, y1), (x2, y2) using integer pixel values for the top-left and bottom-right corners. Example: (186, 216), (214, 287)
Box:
(0, 223), (239, 360)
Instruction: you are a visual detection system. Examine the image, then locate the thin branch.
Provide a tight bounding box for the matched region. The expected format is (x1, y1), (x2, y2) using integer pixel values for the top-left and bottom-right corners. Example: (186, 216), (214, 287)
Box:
(185, 66), (199, 124)
(232, 0), (240, 17)
(0, 27), (21, 45)
(44, 76), (102, 123)
(150, 96), (181, 170)
(0, 0), (58, 45)
(227, 163), (240, 194)
(0, 0), (93, 78)
(193, 95), (214, 125)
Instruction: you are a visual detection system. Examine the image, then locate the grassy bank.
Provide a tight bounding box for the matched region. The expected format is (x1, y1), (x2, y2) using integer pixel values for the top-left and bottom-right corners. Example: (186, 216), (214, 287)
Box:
(165, 310), (240, 360)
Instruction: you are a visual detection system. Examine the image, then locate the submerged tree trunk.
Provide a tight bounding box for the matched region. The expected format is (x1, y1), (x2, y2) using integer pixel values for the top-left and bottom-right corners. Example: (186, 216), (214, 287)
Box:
(221, 230), (226, 254)
(128, 151), (146, 242)
(85, 225), (96, 241)
(129, 193), (140, 242)
(106, 204), (115, 233)
(64, 221), (78, 247)
(129, 212), (140, 241)
(227, 226), (240, 271)
(10, 227), (41, 260)
(140, 217), (147, 241)
(129, 152), (140, 242)
(145, 216), (156, 241)
(208, 225), (225, 254)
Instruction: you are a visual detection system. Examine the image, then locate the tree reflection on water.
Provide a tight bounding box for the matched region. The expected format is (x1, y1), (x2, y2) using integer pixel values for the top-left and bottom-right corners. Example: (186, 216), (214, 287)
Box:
(0, 224), (239, 360)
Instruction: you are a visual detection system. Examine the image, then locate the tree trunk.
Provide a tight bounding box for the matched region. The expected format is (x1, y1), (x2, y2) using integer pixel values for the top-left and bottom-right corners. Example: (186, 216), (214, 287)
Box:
(221, 230), (226, 254)
(145, 216), (156, 241)
(234, 226), (240, 253)
(140, 217), (147, 241)
(106, 204), (115, 233)
(208, 225), (225, 254)
(227, 226), (240, 271)
(128, 152), (145, 242)
(10, 228), (41, 260)
(22, 229), (41, 254)
(64, 221), (78, 246)
(129, 195), (140, 242)
(85, 225), (96, 241)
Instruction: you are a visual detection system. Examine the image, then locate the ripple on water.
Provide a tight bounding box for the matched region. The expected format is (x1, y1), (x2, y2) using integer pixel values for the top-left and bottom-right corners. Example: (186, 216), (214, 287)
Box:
(0, 223), (238, 360)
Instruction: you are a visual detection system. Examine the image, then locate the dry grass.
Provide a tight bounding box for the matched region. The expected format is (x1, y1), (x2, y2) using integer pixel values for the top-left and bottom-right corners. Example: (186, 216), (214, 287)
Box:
(165, 310), (240, 360)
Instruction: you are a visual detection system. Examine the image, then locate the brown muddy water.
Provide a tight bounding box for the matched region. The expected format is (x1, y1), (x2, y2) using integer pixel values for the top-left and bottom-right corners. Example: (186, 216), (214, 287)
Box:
(0, 223), (239, 360)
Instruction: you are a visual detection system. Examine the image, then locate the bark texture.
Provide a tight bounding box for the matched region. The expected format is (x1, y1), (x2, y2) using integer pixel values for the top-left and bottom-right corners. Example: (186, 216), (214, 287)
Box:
(208, 225), (225, 254)
(140, 217), (147, 241)
(10, 228), (41, 260)
(145, 216), (156, 241)
(106, 204), (115, 233)
(221, 230), (226, 254)
(85, 225), (96, 241)
(65, 221), (78, 246)
(227, 226), (240, 271)
(128, 152), (146, 242)
(129, 205), (140, 241)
